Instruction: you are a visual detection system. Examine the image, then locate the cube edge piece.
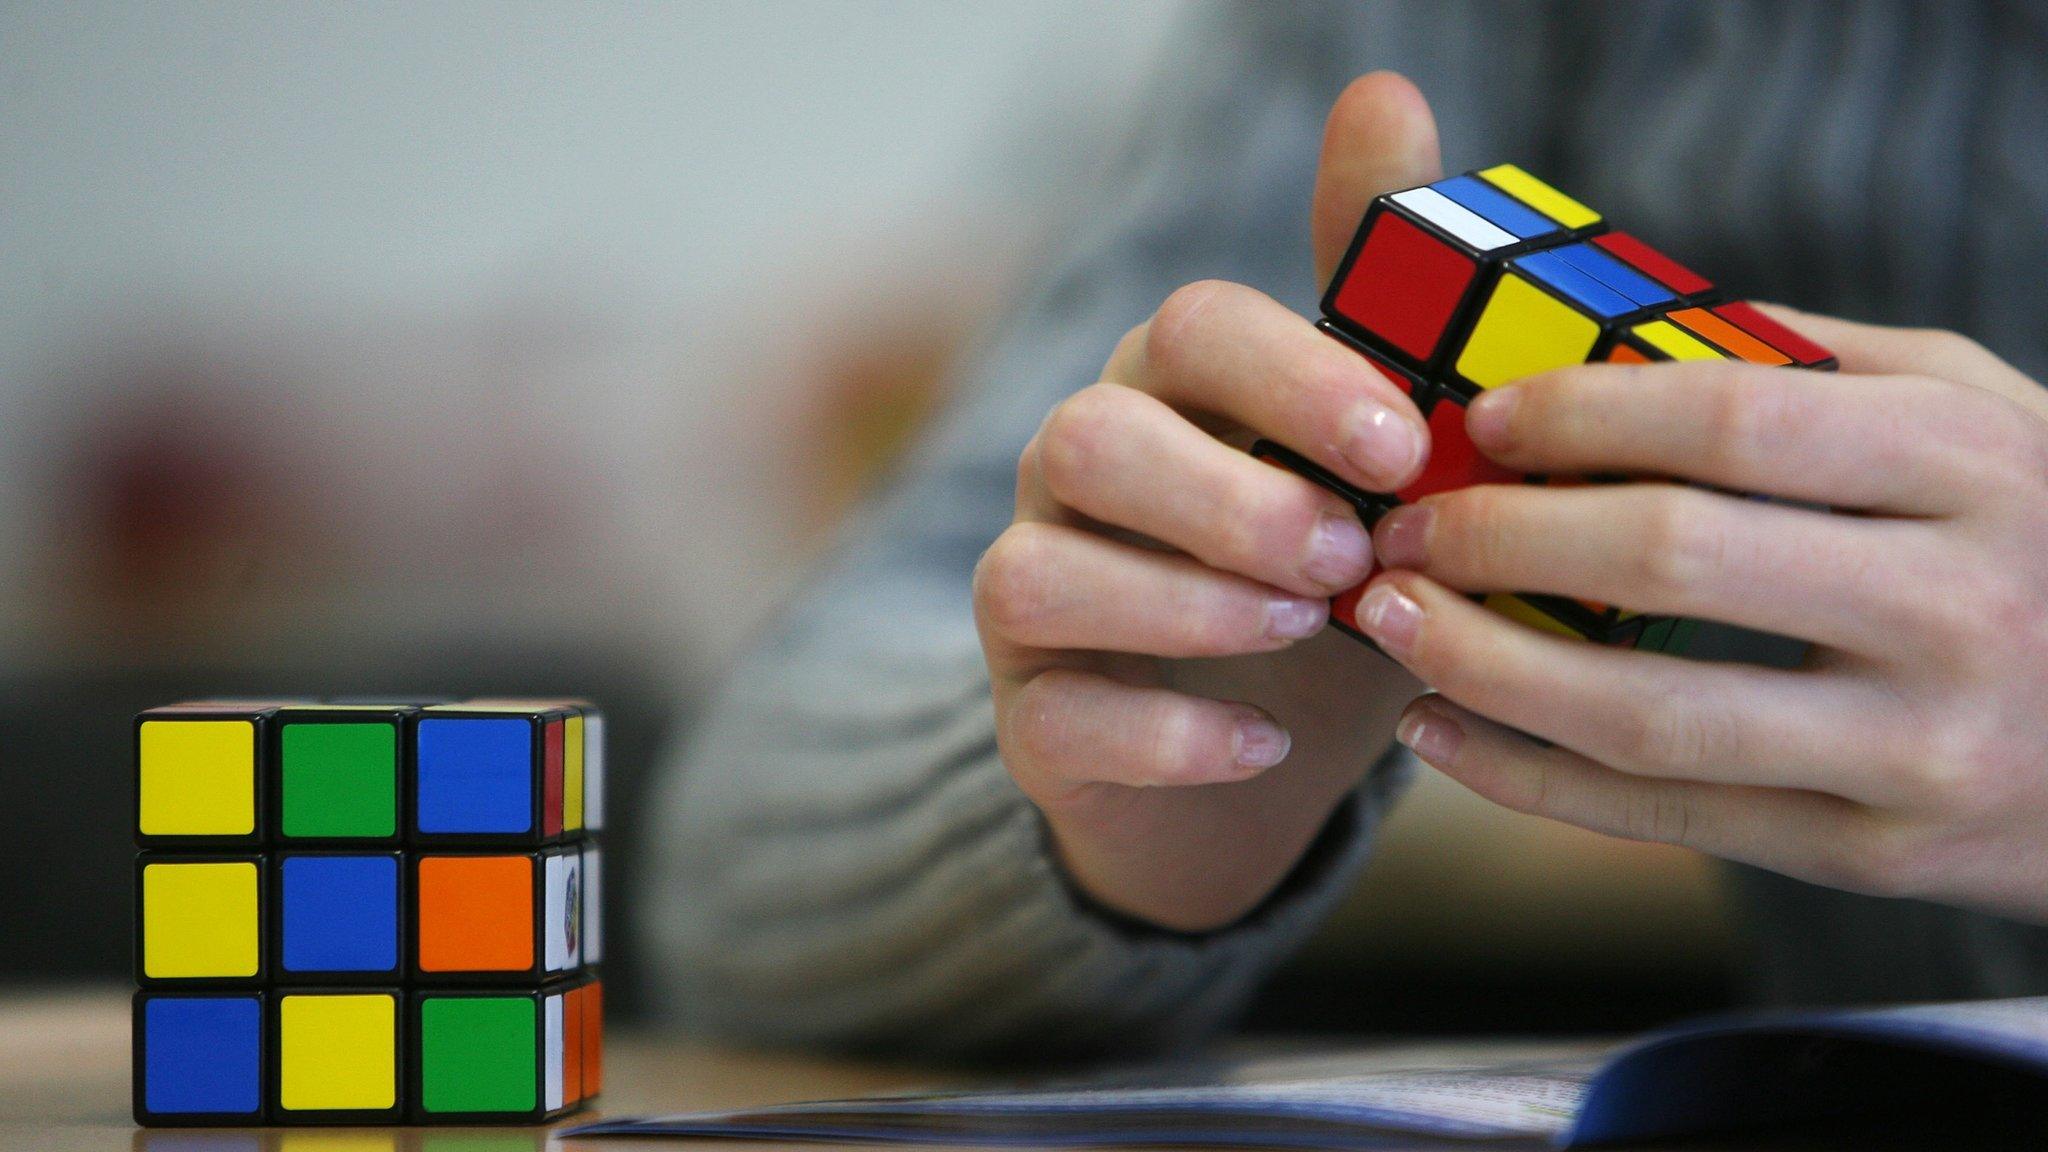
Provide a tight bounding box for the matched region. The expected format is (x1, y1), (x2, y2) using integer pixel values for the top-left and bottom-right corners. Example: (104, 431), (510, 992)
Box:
(272, 704), (416, 847)
(270, 987), (407, 1125)
(135, 851), (266, 989)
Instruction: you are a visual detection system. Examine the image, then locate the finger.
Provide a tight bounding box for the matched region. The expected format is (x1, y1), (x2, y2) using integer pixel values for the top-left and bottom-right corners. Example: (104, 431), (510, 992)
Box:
(1001, 667), (1291, 796)
(1350, 573), (1916, 805)
(973, 521), (1326, 661)
(1395, 694), (1878, 888)
(1311, 72), (1443, 287)
(1464, 360), (2010, 515)
(1112, 279), (1428, 491)
(1372, 481), (1945, 658)
(1031, 383), (1374, 596)
(1753, 303), (2044, 408)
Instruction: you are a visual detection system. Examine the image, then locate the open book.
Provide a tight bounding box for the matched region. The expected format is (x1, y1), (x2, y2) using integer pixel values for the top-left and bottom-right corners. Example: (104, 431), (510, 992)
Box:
(568, 997), (2048, 1147)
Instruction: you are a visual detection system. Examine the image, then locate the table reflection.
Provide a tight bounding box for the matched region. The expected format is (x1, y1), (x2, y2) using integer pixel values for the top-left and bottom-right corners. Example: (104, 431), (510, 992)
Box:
(130, 1128), (565, 1152)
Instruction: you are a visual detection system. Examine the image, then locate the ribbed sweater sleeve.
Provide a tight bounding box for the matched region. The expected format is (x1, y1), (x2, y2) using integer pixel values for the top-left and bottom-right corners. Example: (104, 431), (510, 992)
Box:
(641, 589), (1412, 1059)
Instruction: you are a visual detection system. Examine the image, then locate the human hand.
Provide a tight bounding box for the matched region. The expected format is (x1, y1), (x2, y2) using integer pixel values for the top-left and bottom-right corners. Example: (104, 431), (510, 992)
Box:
(973, 73), (1440, 932)
(1360, 309), (2048, 922)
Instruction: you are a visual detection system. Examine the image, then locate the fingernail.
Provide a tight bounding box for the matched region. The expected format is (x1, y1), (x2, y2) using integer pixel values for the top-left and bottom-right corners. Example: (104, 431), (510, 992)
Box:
(1372, 504), (1431, 570)
(1396, 703), (1463, 764)
(1303, 510), (1372, 588)
(1343, 402), (1420, 489)
(1466, 387), (1520, 450)
(1266, 595), (1327, 641)
(1234, 715), (1292, 769)
(1357, 582), (1423, 657)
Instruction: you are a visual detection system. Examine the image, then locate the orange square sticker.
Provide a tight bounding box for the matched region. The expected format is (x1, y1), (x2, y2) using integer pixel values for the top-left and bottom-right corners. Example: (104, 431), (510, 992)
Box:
(583, 981), (604, 1097)
(564, 985), (586, 1103)
(418, 855), (533, 972)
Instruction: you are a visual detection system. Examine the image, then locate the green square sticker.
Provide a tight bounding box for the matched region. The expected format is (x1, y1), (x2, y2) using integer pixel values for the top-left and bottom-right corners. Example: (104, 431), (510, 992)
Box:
(280, 722), (396, 838)
(420, 997), (536, 1114)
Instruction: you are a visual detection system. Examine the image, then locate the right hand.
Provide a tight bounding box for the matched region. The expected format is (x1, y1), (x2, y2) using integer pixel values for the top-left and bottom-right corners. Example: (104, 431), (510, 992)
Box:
(973, 73), (1445, 932)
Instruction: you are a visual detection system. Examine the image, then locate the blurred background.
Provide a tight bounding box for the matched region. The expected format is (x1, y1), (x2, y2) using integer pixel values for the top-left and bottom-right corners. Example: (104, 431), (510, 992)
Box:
(0, 2), (1735, 1034)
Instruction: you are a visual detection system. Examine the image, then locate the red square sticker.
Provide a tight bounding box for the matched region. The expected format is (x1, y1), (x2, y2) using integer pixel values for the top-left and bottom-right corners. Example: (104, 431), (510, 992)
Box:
(1328, 210), (1477, 364)
(1398, 397), (1523, 502)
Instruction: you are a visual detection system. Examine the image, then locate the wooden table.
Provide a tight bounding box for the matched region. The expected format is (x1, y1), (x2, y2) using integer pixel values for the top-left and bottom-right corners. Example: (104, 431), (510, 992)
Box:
(4, 988), (2036, 1152)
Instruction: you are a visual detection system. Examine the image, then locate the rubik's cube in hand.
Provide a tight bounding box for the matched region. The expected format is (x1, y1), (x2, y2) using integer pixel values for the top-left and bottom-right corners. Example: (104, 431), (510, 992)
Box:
(133, 699), (606, 1126)
(1256, 165), (1835, 654)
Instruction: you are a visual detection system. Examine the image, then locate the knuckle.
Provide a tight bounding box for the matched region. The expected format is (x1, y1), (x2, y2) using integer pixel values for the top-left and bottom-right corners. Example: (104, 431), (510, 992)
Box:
(1915, 326), (1989, 369)
(1633, 493), (1721, 605)
(1622, 788), (1697, 846)
(1922, 564), (2033, 669)
(1432, 487), (1515, 577)
(1967, 567), (2037, 646)
(973, 524), (1058, 636)
(1896, 749), (1984, 815)
(1208, 477), (1284, 568)
(1901, 565), (1993, 654)
(1145, 280), (1236, 370)
(1911, 712), (2021, 817)
(1981, 406), (2048, 492)
(1015, 432), (1042, 494)
(1517, 369), (1585, 431)
(1827, 819), (1940, 900)
(1036, 385), (1125, 503)
(1106, 321), (1149, 373)
(1619, 687), (1727, 776)
(1516, 762), (1557, 817)
(1699, 371), (1773, 474)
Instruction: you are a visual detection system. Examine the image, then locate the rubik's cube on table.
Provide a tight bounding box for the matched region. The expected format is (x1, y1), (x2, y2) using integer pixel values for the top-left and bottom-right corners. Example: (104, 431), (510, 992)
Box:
(132, 698), (606, 1126)
(1255, 164), (1835, 654)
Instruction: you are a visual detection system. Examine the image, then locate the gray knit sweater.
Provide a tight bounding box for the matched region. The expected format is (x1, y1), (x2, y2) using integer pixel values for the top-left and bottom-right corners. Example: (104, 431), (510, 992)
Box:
(643, 1), (2048, 1059)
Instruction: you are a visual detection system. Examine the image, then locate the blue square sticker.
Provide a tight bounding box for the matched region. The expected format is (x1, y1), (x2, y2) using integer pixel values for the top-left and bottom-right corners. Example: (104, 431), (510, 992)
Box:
(281, 855), (399, 973)
(415, 718), (533, 834)
(143, 996), (262, 1115)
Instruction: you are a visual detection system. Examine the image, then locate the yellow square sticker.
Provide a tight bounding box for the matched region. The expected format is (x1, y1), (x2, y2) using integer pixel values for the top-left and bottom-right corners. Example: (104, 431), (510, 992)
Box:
(142, 861), (260, 978)
(1454, 273), (1601, 389)
(139, 720), (256, 837)
(564, 714), (584, 832)
(280, 993), (398, 1111)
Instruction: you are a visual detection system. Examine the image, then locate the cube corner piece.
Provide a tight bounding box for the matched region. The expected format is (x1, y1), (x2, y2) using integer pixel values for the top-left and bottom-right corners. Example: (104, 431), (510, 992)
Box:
(135, 704), (274, 850)
(133, 990), (267, 1126)
(408, 984), (590, 1124)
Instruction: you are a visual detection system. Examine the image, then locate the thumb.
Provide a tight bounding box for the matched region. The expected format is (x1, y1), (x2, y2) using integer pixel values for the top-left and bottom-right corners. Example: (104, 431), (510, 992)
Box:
(1311, 72), (1443, 288)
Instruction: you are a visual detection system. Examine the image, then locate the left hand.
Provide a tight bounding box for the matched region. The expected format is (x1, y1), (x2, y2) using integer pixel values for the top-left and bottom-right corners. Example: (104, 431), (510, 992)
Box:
(1353, 307), (2048, 924)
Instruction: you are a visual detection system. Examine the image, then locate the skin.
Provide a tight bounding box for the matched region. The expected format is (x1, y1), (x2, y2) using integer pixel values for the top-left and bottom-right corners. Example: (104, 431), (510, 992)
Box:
(973, 71), (2048, 932)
